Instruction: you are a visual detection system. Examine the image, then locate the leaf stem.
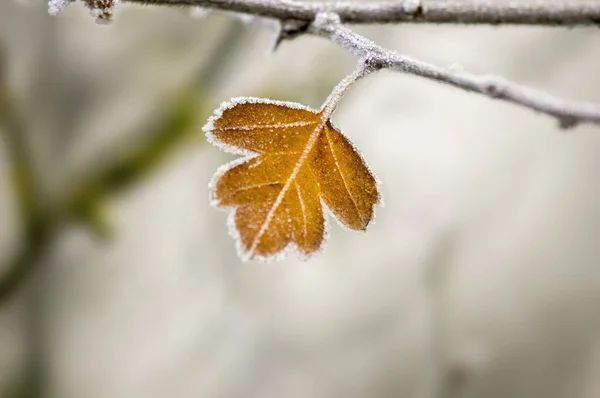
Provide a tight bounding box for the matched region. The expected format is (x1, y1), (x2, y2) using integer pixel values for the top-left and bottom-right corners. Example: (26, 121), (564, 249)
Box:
(320, 57), (378, 120)
(311, 14), (600, 129)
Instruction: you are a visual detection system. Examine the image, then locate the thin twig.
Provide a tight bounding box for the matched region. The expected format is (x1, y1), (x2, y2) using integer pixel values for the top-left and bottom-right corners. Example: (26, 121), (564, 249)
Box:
(122, 0), (600, 26)
(320, 59), (376, 118)
(309, 13), (600, 129)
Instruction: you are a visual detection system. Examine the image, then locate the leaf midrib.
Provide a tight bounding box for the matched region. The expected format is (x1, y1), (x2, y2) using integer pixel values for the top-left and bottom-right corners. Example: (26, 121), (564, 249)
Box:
(247, 114), (326, 257)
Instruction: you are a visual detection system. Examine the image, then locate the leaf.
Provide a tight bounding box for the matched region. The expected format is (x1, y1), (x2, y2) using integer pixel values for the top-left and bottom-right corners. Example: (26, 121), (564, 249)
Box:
(204, 97), (381, 261)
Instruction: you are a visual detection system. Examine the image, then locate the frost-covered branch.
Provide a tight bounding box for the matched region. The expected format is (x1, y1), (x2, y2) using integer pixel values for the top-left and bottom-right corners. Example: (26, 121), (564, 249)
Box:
(310, 13), (600, 129)
(122, 0), (600, 26)
(47, 0), (600, 128)
(49, 0), (120, 23)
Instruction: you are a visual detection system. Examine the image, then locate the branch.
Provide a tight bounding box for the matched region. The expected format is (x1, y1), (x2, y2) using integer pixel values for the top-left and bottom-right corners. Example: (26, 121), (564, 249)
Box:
(100, 0), (600, 128)
(309, 13), (600, 129)
(46, 1), (600, 126)
(123, 0), (600, 26)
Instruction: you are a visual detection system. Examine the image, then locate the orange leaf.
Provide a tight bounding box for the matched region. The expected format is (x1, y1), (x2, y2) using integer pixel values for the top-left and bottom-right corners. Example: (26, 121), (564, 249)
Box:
(204, 97), (381, 261)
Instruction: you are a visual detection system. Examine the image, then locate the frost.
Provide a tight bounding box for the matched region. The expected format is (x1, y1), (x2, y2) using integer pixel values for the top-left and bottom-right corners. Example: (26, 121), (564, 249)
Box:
(313, 11), (341, 27)
(189, 6), (209, 19)
(402, 0), (422, 14)
(85, 0), (120, 24)
(204, 96), (381, 263)
(448, 63), (464, 72)
(48, 0), (120, 23)
(48, 0), (74, 15)
(231, 12), (277, 30)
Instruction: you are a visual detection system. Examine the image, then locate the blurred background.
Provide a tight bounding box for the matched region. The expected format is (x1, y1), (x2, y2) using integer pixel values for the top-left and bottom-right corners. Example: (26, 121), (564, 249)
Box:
(1, 1), (600, 397)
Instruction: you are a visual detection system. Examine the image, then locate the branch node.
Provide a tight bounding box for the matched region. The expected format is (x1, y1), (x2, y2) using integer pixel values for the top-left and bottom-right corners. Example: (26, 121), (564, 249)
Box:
(402, 0), (423, 17)
(273, 18), (310, 50)
(361, 55), (387, 72)
(558, 116), (578, 130)
(483, 82), (502, 98)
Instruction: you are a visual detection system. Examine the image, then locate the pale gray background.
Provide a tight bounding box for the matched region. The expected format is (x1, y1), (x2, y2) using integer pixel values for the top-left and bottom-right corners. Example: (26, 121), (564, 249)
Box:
(1, 1), (600, 397)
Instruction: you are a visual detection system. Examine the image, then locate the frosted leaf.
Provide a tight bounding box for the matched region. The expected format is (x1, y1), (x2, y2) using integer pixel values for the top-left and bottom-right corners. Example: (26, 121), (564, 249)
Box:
(204, 97), (381, 262)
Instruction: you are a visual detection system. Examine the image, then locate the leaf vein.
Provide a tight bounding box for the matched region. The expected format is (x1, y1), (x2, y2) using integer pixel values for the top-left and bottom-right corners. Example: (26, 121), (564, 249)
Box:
(215, 121), (317, 131)
(230, 181), (282, 194)
(247, 120), (327, 258)
(295, 182), (307, 246)
(325, 127), (363, 224)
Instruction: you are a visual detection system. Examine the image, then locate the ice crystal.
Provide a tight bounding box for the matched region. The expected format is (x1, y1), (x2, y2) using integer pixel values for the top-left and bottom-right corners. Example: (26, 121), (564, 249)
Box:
(48, 0), (74, 15)
(85, 0), (120, 24)
(189, 6), (209, 19)
(48, 0), (119, 23)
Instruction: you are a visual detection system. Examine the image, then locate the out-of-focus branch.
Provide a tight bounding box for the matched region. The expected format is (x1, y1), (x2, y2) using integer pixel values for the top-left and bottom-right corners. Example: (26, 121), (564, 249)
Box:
(122, 0), (600, 26)
(0, 46), (52, 304)
(309, 14), (600, 129)
(64, 89), (204, 236)
(0, 22), (246, 305)
(65, 21), (247, 232)
(0, 51), (38, 233)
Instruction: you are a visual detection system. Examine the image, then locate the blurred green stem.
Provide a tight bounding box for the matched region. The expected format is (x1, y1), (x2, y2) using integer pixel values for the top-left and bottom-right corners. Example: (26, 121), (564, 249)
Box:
(64, 88), (205, 237)
(0, 20), (247, 305)
(0, 20), (246, 398)
(65, 20), (246, 233)
(0, 44), (51, 398)
(0, 46), (52, 304)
